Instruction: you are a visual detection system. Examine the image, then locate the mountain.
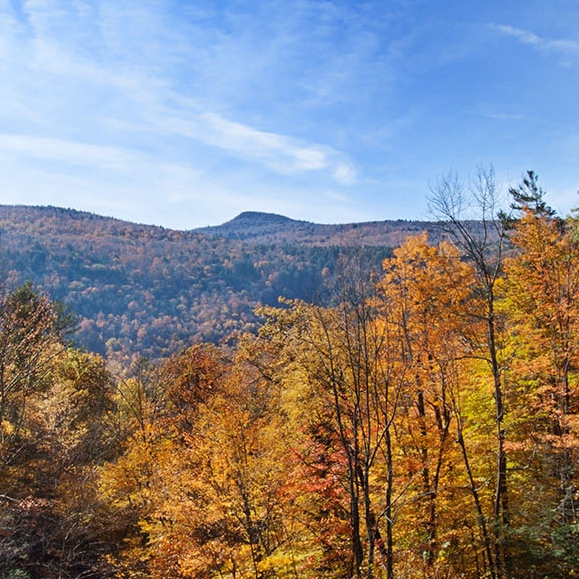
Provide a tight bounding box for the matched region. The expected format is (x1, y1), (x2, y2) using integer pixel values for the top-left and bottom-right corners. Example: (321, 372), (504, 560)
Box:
(0, 205), (446, 362)
(194, 210), (448, 246)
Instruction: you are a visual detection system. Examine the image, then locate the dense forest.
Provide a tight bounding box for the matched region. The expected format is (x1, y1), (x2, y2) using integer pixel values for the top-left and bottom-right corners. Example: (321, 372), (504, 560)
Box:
(0, 206), (432, 361)
(1, 171), (579, 579)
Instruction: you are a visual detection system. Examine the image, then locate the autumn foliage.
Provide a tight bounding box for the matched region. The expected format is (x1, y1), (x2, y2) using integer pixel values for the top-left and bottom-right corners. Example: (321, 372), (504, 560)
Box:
(2, 173), (579, 578)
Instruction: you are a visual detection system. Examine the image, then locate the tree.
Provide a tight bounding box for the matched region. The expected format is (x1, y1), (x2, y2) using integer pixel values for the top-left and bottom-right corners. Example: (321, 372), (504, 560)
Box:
(96, 356), (173, 579)
(99, 343), (306, 579)
(376, 234), (496, 578)
(0, 283), (71, 493)
(429, 167), (509, 578)
(501, 173), (579, 575)
(255, 276), (402, 579)
(508, 170), (556, 218)
(0, 284), (116, 579)
(155, 360), (300, 579)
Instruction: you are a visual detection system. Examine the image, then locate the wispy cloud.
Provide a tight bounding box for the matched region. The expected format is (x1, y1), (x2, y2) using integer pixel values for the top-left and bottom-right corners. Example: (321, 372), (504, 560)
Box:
(490, 24), (579, 64)
(198, 112), (357, 183)
(470, 105), (525, 121)
(482, 112), (524, 121)
(0, 132), (251, 227)
(0, 1), (577, 227)
(0, 134), (139, 169)
(0, 1), (359, 188)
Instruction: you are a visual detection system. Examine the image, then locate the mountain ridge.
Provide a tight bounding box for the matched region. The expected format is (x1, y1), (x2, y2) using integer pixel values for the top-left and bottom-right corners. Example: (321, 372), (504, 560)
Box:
(194, 209), (446, 246)
(0, 204), (451, 360)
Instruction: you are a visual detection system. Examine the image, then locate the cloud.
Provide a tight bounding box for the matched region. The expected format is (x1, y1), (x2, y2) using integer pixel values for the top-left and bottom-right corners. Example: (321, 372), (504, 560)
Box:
(470, 105), (525, 121)
(0, 134), (138, 168)
(324, 190), (349, 203)
(0, 1), (359, 190)
(197, 112), (357, 183)
(482, 112), (524, 121)
(0, 132), (240, 227)
(140, 105), (358, 184)
(0, 131), (357, 228)
(332, 164), (357, 186)
(490, 24), (579, 64)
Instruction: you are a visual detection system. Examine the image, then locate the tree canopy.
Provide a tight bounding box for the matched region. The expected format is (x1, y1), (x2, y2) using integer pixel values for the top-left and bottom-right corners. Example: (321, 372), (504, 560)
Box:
(2, 173), (579, 578)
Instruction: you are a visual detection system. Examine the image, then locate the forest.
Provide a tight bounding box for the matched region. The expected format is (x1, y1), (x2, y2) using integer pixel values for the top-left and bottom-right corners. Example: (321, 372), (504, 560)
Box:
(1, 171), (579, 579)
(0, 205), (408, 361)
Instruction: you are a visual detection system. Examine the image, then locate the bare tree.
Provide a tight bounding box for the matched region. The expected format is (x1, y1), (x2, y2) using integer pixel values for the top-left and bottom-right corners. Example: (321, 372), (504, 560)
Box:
(429, 166), (511, 579)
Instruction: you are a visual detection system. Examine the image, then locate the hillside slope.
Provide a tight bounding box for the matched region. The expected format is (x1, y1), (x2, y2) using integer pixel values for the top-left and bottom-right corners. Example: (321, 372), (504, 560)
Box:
(0, 205), (464, 361)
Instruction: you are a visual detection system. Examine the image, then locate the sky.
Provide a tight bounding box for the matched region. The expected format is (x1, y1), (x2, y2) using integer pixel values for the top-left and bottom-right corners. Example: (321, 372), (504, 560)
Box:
(0, 0), (578, 229)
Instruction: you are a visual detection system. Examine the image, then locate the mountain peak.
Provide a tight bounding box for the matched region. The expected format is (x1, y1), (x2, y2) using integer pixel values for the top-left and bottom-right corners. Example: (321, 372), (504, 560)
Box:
(193, 211), (310, 240)
(224, 211), (302, 226)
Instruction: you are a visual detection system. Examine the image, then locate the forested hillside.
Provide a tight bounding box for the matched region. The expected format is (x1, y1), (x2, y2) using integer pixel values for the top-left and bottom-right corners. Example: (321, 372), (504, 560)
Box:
(2, 172), (579, 579)
(0, 206), (401, 361)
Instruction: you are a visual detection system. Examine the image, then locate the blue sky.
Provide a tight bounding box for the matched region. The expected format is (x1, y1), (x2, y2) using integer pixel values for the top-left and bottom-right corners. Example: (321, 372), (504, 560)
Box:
(0, 0), (577, 229)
